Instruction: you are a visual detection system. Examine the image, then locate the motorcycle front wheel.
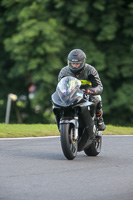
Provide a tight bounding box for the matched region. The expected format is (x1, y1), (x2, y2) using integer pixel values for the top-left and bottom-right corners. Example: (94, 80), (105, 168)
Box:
(60, 123), (78, 160)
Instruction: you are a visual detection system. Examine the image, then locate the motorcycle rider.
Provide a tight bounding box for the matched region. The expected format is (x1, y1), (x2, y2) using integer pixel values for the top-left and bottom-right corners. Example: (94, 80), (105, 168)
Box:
(58, 49), (106, 131)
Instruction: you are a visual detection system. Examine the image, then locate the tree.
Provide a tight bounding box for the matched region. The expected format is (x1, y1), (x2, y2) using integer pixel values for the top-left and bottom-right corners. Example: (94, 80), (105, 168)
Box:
(0, 0), (133, 125)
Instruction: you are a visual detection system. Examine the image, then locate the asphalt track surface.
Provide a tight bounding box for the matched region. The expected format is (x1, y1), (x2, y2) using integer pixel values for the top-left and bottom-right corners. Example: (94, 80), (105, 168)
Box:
(0, 135), (133, 200)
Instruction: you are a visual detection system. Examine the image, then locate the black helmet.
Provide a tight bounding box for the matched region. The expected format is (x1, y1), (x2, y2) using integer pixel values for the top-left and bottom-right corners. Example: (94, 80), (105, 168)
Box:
(68, 49), (86, 73)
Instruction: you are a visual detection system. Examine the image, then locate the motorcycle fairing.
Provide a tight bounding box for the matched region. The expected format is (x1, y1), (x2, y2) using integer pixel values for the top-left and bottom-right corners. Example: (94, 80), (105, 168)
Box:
(51, 76), (84, 107)
(57, 76), (81, 96)
(51, 88), (84, 107)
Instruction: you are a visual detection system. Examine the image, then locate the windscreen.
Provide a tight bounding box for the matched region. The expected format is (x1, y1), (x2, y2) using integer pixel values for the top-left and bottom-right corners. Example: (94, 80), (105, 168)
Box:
(57, 76), (81, 96)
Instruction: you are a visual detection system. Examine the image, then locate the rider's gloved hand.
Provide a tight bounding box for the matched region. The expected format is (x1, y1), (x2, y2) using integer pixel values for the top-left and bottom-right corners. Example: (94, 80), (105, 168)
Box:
(86, 89), (92, 94)
(87, 88), (98, 95)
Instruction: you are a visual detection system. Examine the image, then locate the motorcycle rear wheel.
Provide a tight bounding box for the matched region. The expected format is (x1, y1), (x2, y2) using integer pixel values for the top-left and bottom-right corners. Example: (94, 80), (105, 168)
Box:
(84, 135), (102, 156)
(60, 123), (78, 160)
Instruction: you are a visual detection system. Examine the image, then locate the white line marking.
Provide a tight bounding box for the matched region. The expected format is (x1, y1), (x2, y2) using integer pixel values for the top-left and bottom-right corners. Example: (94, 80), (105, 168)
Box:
(0, 136), (60, 140)
(0, 135), (133, 141)
(103, 135), (133, 137)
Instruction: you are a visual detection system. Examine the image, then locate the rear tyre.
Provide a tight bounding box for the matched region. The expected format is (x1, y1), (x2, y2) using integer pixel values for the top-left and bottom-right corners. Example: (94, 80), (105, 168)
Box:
(84, 116), (102, 156)
(84, 135), (102, 156)
(60, 123), (78, 160)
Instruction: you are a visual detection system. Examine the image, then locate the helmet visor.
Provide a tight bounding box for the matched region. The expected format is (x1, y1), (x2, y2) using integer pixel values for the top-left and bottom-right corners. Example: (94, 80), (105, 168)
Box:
(68, 60), (85, 69)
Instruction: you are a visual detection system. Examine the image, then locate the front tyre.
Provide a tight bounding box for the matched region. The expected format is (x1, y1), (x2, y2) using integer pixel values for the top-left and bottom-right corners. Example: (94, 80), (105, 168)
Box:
(60, 123), (78, 160)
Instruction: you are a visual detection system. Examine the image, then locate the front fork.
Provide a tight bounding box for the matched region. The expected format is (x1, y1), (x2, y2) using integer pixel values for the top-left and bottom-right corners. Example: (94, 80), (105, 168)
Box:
(59, 111), (79, 141)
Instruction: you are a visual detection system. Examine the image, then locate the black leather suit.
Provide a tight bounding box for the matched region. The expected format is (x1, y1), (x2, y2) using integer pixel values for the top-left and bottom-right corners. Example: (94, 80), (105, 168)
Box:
(58, 64), (103, 94)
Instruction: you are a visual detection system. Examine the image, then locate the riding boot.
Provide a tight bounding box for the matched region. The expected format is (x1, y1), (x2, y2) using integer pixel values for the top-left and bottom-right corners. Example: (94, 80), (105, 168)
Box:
(96, 100), (106, 131)
(96, 114), (106, 131)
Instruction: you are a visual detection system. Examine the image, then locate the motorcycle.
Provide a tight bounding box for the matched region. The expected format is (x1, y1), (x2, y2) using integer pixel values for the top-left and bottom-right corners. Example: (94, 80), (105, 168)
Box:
(51, 76), (102, 160)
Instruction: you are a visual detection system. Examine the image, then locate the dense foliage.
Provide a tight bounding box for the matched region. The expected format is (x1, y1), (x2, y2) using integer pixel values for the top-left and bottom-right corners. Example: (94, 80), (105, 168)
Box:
(0, 0), (133, 125)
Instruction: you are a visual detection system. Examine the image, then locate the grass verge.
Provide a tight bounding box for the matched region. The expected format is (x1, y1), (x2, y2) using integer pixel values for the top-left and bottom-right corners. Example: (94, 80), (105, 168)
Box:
(0, 124), (133, 138)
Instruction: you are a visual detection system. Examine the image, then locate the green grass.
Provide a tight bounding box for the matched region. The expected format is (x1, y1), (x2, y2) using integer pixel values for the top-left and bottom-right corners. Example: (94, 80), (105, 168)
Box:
(105, 125), (133, 135)
(0, 124), (60, 138)
(0, 124), (133, 138)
